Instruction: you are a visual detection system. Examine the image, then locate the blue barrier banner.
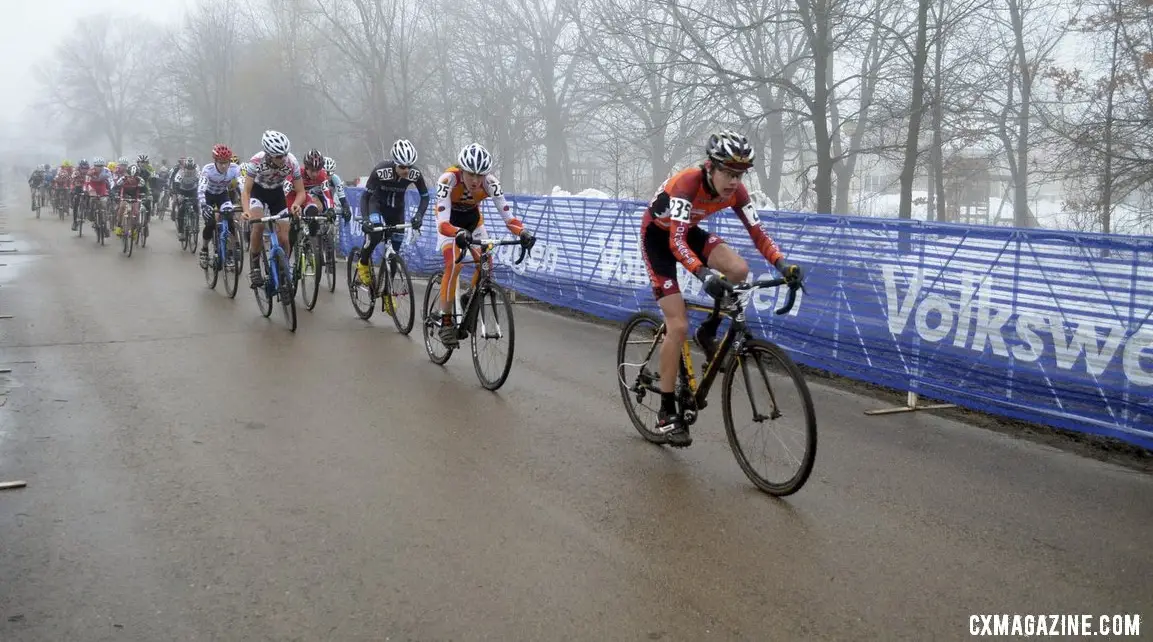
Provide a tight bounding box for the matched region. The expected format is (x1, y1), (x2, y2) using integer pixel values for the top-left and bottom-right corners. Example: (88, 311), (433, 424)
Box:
(342, 186), (1153, 449)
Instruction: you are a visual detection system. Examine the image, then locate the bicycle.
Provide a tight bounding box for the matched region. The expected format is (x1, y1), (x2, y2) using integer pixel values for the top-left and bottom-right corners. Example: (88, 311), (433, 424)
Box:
(203, 206), (244, 298)
(347, 219), (414, 333)
(615, 277), (816, 496)
(291, 211), (328, 311)
(120, 197), (143, 257)
(90, 194), (108, 246)
(320, 209), (338, 293)
(421, 237), (529, 391)
(249, 211), (297, 332)
(177, 196), (199, 254)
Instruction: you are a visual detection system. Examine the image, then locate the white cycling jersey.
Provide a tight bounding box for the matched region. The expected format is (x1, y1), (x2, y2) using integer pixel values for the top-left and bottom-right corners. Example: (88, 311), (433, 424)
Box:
(244, 152), (302, 190)
(198, 163), (241, 205)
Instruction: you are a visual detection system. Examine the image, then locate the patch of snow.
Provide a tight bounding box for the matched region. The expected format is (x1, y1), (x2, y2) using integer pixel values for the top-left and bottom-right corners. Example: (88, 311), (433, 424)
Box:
(575, 188), (611, 199)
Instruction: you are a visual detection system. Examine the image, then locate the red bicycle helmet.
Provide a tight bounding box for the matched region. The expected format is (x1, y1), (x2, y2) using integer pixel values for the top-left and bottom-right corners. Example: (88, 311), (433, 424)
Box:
(212, 144), (233, 162)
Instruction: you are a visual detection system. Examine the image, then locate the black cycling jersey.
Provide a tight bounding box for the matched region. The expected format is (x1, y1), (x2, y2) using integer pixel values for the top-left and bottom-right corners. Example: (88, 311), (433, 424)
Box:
(362, 159), (429, 218)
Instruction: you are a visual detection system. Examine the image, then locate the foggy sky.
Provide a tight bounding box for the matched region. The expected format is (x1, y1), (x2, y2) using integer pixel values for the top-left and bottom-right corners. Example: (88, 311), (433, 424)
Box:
(1, 0), (186, 126)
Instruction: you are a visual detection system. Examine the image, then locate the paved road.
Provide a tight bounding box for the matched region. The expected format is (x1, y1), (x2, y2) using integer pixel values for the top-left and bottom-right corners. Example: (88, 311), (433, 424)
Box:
(0, 206), (1150, 641)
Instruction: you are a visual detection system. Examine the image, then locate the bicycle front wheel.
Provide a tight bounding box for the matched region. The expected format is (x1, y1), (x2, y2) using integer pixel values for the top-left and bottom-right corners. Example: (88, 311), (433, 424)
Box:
(204, 233), (219, 289)
(421, 273), (453, 365)
(386, 253), (415, 335)
(722, 339), (817, 496)
(278, 254), (297, 332)
(347, 248), (375, 320)
(300, 240), (320, 311)
(254, 252), (273, 318)
(324, 233), (336, 292)
(223, 232), (241, 299)
(470, 284), (515, 390)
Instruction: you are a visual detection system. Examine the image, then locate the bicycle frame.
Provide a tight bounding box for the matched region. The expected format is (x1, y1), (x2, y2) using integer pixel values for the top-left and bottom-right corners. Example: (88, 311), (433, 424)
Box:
(652, 278), (801, 413)
(258, 212), (292, 291)
(216, 207), (235, 261)
(452, 238), (528, 332)
(358, 219), (410, 295)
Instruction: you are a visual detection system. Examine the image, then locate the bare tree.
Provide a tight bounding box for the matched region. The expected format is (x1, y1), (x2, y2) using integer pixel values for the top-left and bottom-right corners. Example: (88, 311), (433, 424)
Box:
(35, 13), (156, 157)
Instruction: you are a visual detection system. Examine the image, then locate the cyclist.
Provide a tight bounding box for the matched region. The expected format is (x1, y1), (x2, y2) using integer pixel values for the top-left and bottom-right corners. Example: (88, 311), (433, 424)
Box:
(171, 157), (200, 237)
(70, 159), (90, 231)
(322, 156), (352, 219)
(85, 157), (115, 235)
(283, 149), (334, 278)
(28, 165), (46, 209)
(433, 143), (535, 346)
(355, 139), (429, 287)
(241, 130), (305, 287)
(197, 144), (242, 268)
(639, 131), (802, 447)
(134, 154), (154, 222)
(113, 164), (150, 238)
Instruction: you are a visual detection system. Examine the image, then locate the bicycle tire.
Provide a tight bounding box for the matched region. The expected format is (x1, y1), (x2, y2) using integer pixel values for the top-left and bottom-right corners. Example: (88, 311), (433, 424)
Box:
(254, 251), (273, 318)
(122, 218), (130, 254)
(127, 220), (135, 258)
(470, 283), (515, 390)
(189, 213), (200, 254)
(324, 234), (336, 292)
(278, 253), (297, 332)
(386, 253), (415, 335)
(615, 312), (670, 444)
(223, 232), (240, 299)
(140, 219), (148, 248)
(204, 233), (219, 289)
(347, 248), (375, 320)
(721, 339), (817, 496)
(96, 208), (105, 246)
(301, 240), (320, 311)
(421, 273), (453, 365)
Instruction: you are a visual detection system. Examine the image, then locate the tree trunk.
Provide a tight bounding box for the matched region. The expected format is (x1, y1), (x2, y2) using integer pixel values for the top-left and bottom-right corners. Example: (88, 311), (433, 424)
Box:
(898, 0), (930, 221)
(1009, 0), (1032, 227)
(932, 0), (946, 222)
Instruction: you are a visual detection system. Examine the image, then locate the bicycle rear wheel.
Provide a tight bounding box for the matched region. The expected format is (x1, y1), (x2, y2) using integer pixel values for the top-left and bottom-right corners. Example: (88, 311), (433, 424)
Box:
(615, 312), (669, 444)
(386, 253), (415, 335)
(421, 273), (453, 365)
(469, 283), (515, 390)
(722, 339), (817, 496)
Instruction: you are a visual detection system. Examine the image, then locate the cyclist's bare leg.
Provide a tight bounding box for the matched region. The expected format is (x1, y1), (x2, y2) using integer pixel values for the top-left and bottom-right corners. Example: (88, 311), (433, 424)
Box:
(657, 293), (689, 395)
(276, 219), (291, 259)
(703, 243), (750, 283)
(700, 243), (750, 340)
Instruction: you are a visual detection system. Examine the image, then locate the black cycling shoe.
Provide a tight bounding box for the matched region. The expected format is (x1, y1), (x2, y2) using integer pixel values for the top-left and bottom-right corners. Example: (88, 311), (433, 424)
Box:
(249, 267), (264, 288)
(654, 410), (692, 448)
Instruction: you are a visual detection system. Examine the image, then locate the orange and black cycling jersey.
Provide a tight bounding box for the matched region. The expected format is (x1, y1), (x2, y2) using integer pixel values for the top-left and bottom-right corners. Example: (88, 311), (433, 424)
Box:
(435, 166), (522, 236)
(642, 165), (783, 274)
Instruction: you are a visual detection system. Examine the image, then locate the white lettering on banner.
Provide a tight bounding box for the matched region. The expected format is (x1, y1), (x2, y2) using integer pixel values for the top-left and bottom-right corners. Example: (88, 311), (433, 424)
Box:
(593, 233), (649, 286)
(502, 241), (558, 275)
(882, 265), (1152, 386)
(1124, 327), (1153, 386)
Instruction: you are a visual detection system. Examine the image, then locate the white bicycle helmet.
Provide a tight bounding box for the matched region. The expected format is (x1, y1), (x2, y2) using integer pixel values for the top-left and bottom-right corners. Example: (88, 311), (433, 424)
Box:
(93, 157), (106, 167)
(117, 156), (128, 165)
(261, 130), (291, 155)
(457, 143), (491, 175)
(391, 139), (418, 166)
(323, 156), (335, 172)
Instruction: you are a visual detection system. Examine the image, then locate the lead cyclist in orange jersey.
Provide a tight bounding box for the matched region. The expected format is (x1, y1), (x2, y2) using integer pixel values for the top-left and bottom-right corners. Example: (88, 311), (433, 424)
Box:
(640, 131), (803, 447)
(434, 143), (536, 347)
